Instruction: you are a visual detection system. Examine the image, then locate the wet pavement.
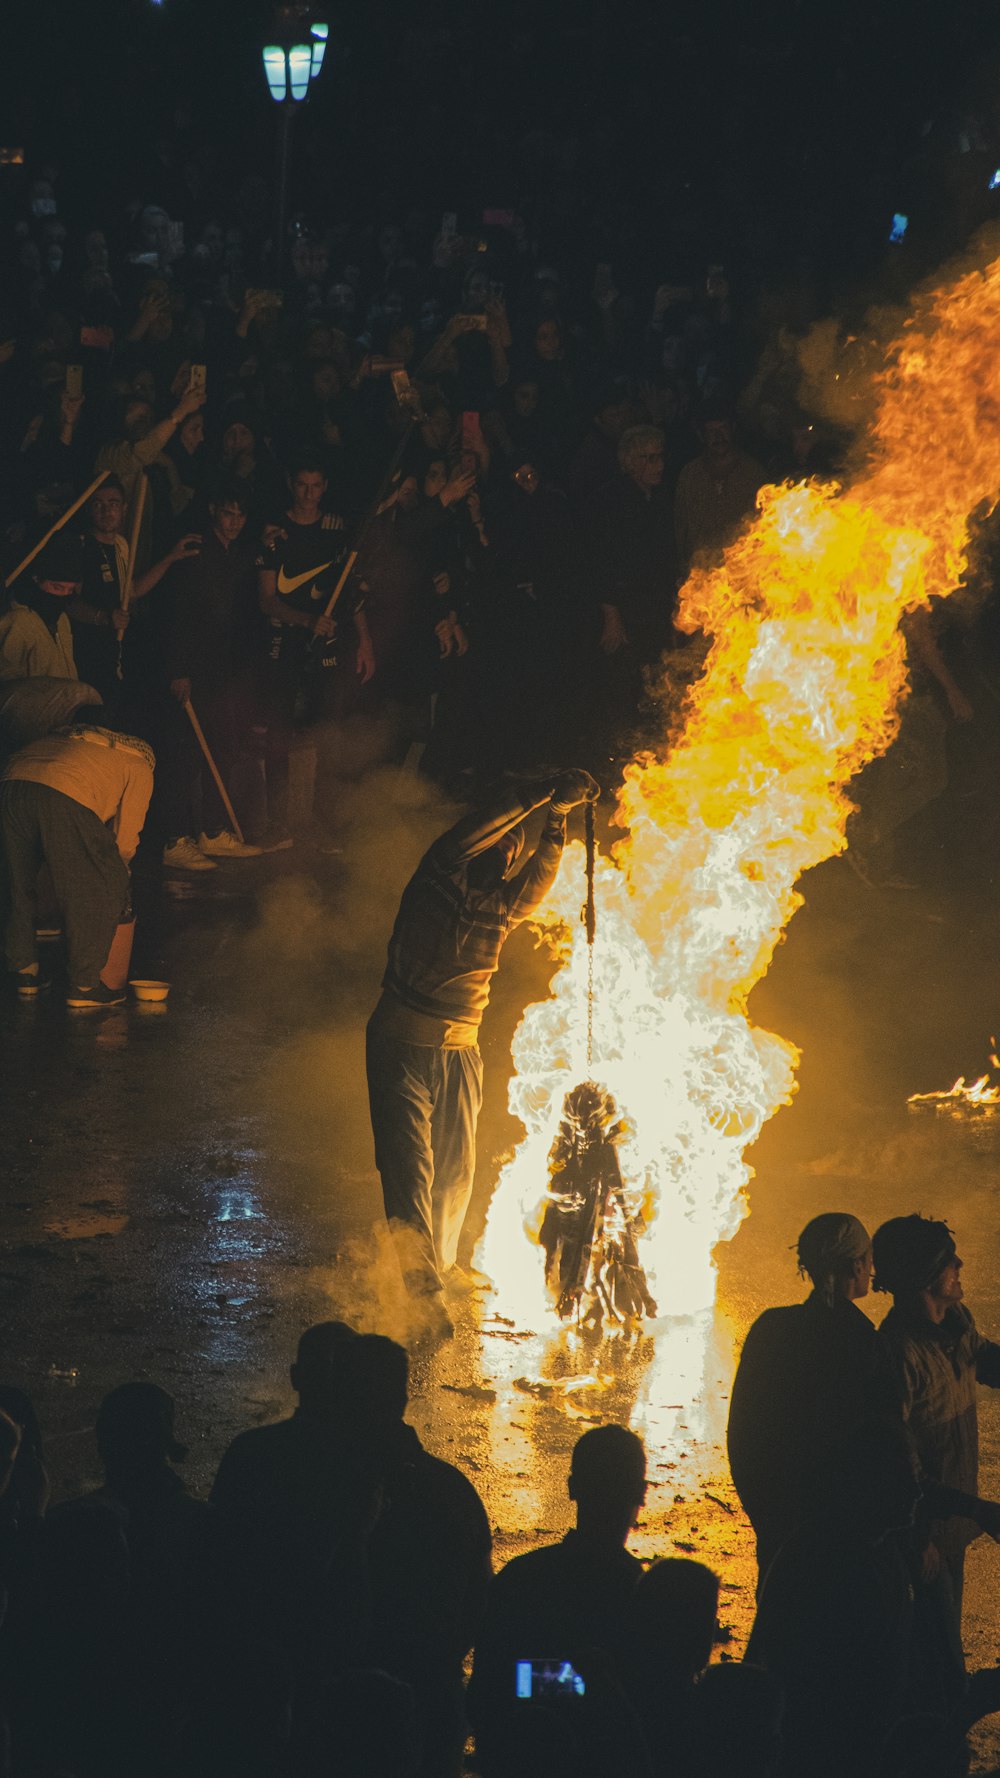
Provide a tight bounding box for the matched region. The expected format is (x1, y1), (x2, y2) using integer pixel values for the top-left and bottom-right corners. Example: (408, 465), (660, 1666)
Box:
(2, 769), (1000, 1762)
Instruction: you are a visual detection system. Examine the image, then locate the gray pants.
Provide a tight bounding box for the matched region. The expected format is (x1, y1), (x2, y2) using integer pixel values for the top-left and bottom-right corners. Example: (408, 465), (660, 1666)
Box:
(366, 1022), (483, 1295)
(0, 781), (128, 985)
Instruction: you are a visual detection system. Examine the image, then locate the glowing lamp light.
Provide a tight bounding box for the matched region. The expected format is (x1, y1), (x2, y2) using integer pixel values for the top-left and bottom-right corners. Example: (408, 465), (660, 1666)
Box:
(262, 39), (315, 104)
(262, 44), (288, 102)
(310, 21), (329, 78)
(287, 43), (312, 100)
(990, 168), (1000, 192)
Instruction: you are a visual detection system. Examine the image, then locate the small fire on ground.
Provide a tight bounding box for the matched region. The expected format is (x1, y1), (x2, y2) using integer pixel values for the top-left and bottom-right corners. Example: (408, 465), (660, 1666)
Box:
(908, 1042), (1000, 1113)
(478, 250), (1000, 1331)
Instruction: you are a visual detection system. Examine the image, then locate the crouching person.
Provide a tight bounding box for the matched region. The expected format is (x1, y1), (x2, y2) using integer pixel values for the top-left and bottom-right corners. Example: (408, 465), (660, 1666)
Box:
(0, 710), (154, 1006)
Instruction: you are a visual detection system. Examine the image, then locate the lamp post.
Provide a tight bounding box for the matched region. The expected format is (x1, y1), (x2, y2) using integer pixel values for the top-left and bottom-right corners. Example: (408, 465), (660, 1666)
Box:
(262, 7), (328, 282)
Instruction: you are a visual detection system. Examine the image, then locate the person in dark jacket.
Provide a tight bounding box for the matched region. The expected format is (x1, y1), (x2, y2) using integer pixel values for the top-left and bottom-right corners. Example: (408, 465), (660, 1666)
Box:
(747, 1417), (921, 1778)
(727, 1212), (876, 1583)
(467, 1424), (647, 1778)
(161, 481), (261, 867)
(872, 1216), (1000, 1648)
(366, 769), (599, 1334)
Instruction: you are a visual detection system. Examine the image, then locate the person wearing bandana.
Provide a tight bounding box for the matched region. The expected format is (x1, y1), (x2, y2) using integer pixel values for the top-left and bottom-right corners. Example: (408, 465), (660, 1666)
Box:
(727, 1211), (876, 1584)
(0, 535), (86, 684)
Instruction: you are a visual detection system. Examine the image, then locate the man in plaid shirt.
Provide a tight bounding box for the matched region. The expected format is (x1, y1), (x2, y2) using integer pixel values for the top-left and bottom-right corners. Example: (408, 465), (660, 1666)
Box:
(367, 769), (599, 1337)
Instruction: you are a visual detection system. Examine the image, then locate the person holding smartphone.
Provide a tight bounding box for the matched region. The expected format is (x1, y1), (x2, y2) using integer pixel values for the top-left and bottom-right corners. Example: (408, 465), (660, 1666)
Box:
(467, 1425), (648, 1777)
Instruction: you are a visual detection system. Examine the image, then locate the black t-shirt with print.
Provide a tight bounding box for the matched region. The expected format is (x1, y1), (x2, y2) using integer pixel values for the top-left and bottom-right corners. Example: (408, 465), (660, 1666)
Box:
(257, 511), (363, 668)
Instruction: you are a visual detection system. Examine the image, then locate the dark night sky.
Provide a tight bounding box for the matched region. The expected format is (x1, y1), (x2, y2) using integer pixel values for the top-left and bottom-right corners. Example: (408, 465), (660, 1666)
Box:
(5, 0), (1000, 295)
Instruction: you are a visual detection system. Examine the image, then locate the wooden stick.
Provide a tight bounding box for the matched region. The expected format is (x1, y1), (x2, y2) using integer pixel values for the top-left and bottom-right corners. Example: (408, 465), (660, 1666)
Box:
(116, 473), (149, 681)
(318, 548), (358, 622)
(5, 470), (110, 588)
(120, 473), (147, 612)
(183, 698), (246, 844)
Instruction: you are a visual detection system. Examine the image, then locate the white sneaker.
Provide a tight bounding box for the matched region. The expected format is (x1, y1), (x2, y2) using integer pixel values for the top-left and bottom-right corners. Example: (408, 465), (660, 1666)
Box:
(198, 831), (262, 858)
(164, 837), (217, 871)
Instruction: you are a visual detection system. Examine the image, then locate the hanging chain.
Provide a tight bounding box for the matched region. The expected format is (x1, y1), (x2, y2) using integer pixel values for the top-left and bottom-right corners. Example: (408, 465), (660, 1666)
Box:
(584, 800), (596, 1073)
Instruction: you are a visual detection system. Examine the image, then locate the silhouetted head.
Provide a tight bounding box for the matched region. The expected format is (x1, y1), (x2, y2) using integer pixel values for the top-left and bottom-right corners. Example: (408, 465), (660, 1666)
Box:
(689, 1663), (784, 1777)
(629, 1557), (719, 1682)
(873, 1216), (958, 1300)
(568, 1424), (647, 1541)
(796, 1212), (872, 1307)
(96, 1382), (187, 1476)
(344, 1334), (409, 1434)
(290, 1319), (358, 1412)
(0, 1387), (43, 1463)
(30, 532), (85, 596)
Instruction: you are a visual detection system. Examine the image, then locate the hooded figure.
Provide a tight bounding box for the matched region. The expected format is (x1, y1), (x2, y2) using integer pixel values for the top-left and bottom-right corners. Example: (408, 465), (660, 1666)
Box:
(0, 533), (85, 683)
(727, 1211), (876, 1582)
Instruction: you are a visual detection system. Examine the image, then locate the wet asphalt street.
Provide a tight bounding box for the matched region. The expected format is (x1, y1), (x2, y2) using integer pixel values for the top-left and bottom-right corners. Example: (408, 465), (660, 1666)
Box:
(2, 767), (1000, 1762)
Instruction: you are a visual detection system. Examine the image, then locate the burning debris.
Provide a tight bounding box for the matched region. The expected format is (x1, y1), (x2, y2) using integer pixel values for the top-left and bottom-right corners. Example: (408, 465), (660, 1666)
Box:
(540, 1081), (657, 1326)
(908, 1041), (1000, 1113)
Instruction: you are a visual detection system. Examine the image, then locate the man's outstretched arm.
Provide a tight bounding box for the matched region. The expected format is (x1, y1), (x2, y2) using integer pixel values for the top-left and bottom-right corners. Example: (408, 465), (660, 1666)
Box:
(508, 770), (600, 923)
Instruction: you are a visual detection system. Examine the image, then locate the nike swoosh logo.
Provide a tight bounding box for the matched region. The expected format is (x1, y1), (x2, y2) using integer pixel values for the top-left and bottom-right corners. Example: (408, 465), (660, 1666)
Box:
(276, 562), (335, 595)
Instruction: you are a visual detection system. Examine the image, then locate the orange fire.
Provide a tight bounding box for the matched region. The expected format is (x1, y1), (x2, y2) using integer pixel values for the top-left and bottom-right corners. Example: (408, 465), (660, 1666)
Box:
(478, 253), (1000, 1326)
(908, 1040), (1000, 1112)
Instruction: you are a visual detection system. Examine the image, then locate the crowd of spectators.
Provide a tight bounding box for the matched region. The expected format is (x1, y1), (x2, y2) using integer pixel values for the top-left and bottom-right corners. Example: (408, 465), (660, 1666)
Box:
(3, 1207), (1000, 1777)
(2, 81), (998, 991)
(0, 135), (804, 849)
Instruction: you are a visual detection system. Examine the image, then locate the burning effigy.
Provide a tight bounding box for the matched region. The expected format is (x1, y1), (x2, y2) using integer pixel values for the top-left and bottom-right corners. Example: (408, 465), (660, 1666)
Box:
(539, 1081), (657, 1326)
(479, 249), (1000, 1334)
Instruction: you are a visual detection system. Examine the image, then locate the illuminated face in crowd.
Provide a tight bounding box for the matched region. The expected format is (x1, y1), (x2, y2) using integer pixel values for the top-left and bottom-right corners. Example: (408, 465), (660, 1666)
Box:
(290, 470), (327, 513)
(211, 501), (248, 547)
(534, 319), (561, 362)
(90, 487), (126, 539)
(222, 422), (254, 463)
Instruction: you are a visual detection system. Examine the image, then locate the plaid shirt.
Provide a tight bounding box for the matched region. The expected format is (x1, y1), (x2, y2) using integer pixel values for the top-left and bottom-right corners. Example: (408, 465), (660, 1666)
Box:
(875, 1302), (1000, 1555)
(380, 783), (563, 1041)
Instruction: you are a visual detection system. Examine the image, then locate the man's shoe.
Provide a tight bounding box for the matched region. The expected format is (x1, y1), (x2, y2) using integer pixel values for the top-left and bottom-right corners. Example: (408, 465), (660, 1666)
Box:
(67, 982), (127, 1008)
(254, 825), (295, 853)
(199, 831), (263, 859)
(13, 968), (51, 997)
(164, 837), (217, 872)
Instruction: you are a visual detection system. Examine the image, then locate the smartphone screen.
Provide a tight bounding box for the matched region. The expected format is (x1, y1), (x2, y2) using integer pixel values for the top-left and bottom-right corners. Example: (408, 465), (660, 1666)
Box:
(65, 364), (83, 399)
(189, 363), (207, 398)
(515, 1660), (586, 1700)
(889, 213), (909, 245)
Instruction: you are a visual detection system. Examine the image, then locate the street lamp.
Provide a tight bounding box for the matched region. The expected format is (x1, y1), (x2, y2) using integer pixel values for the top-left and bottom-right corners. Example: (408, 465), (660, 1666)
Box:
(262, 7), (328, 277)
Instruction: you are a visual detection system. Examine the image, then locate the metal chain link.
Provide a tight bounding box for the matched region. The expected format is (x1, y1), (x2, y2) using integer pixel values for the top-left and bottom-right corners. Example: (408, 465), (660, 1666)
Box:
(584, 800), (596, 1073)
(587, 937), (594, 1071)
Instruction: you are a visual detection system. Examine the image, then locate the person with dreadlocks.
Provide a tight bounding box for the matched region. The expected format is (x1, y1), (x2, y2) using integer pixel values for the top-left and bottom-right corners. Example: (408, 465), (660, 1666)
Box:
(727, 1212), (876, 1583)
(872, 1216), (1000, 1657)
(367, 769), (599, 1339)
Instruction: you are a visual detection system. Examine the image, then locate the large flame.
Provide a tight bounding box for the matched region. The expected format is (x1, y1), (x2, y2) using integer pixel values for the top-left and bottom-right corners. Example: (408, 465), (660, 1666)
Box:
(479, 254), (1000, 1323)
